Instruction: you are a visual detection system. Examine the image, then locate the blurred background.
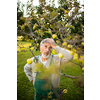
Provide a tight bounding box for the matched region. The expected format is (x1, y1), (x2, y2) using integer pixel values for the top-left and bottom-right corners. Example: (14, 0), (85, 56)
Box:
(17, 0), (84, 100)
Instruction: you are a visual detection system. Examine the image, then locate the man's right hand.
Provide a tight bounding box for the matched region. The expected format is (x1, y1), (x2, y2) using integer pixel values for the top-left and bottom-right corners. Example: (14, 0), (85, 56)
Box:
(47, 38), (56, 49)
(31, 80), (33, 83)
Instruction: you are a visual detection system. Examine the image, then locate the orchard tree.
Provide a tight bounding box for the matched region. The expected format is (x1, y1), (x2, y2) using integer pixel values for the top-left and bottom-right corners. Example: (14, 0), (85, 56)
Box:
(17, 0), (28, 37)
(17, 0), (84, 65)
(17, 0), (84, 99)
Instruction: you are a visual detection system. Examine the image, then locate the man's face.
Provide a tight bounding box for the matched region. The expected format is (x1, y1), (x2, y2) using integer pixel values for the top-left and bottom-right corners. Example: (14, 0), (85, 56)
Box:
(40, 43), (52, 56)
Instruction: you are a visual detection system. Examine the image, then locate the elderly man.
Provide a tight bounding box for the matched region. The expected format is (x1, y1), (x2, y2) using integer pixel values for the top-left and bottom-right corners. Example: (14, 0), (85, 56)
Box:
(24, 38), (73, 100)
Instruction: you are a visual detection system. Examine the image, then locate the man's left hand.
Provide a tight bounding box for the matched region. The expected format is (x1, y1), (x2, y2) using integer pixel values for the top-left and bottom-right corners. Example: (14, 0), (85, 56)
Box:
(47, 39), (56, 49)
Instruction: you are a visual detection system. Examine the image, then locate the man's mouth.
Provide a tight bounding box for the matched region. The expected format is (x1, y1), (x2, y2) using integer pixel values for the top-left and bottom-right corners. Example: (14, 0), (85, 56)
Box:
(44, 52), (49, 55)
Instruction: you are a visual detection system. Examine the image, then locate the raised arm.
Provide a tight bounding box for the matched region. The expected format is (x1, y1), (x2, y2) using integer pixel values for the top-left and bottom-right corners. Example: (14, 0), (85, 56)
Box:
(47, 38), (73, 64)
(55, 46), (73, 64)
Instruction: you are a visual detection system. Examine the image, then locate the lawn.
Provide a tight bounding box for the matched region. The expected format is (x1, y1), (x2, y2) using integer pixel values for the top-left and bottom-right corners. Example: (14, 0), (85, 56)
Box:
(17, 41), (84, 100)
(17, 41), (34, 52)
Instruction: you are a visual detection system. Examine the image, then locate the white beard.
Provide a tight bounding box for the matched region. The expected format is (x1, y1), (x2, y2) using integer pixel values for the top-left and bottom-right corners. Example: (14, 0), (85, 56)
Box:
(42, 52), (51, 59)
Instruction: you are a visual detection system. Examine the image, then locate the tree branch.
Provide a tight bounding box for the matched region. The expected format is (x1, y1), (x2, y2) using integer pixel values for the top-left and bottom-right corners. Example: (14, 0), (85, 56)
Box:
(58, 72), (79, 79)
(66, 40), (84, 44)
(71, 60), (83, 68)
(17, 30), (42, 40)
(28, 48), (38, 62)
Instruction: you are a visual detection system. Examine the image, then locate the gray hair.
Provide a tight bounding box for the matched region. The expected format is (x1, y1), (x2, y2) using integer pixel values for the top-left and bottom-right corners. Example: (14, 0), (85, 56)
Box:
(40, 38), (52, 47)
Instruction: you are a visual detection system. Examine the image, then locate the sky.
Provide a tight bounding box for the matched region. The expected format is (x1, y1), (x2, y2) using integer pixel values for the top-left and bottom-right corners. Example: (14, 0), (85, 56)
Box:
(18, 0), (84, 17)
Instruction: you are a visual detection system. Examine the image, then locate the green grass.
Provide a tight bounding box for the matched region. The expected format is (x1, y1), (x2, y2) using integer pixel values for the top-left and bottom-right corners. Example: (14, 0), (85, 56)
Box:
(17, 41), (34, 52)
(17, 50), (41, 100)
(60, 62), (84, 100)
(17, 41), (84, 100)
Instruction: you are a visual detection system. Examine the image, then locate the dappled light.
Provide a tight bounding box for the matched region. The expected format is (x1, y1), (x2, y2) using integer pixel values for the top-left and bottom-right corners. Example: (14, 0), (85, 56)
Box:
(17, 0), (84, 99)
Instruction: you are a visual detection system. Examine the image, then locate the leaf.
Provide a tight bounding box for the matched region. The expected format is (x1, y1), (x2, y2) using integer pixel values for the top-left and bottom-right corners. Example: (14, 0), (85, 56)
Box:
(70, 25), (75, 29)
(33, 23), (37, 30)
(21, 25), (25, 30)
(29, 46), (33, 48)
(60, 7), (65, 11)
(51, 10), (58, 18)
(36, 30), (39, 34)
(44, 29), (51, 34)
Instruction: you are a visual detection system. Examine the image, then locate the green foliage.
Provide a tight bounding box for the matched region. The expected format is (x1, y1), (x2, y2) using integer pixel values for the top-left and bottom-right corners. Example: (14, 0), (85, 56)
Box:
(17, 50), (40, 100)
(17, 50), (84, 100)
(17, 0), (84, 99)
(17, 0), (26, 36)
(60, 62), (84, 100)
(17, 0), (84, 45)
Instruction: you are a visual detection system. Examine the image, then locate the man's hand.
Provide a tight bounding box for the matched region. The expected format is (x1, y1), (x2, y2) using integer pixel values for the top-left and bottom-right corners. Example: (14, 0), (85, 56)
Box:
(47, 38), (56, 49)
(31, 80), (33, 83)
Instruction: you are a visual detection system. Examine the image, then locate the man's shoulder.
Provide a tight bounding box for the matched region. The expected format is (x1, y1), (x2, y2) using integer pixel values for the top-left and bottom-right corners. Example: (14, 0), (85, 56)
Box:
(52, 54), (58, 57)
(31, 55), (40, 60)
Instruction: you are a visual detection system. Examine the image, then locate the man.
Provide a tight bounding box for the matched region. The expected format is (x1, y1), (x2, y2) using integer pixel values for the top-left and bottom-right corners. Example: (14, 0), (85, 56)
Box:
(24, 38), (73, 100)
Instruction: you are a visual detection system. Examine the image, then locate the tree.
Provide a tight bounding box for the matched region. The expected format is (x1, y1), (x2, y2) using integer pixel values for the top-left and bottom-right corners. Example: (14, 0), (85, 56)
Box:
(17, 0), (26, 36)
(17, 0), (84, 99)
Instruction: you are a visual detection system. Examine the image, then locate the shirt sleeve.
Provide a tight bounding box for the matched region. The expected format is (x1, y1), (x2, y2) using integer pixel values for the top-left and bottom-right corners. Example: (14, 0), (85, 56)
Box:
(24, 57), (35, 82)
(55, 46), (73, 64)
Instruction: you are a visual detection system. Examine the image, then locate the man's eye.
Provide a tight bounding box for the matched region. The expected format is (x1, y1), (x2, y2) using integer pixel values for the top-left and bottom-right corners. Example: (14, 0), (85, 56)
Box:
(45, 45), (47, 48)
(49, 47), (52, 49)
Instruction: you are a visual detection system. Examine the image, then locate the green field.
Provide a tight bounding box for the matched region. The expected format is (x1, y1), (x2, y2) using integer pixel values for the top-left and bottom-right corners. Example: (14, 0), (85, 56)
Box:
(17, 41), (84, 100)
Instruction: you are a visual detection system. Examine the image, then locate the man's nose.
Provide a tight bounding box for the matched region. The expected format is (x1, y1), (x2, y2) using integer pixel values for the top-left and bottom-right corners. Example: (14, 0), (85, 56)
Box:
(45, 48), (50, 51)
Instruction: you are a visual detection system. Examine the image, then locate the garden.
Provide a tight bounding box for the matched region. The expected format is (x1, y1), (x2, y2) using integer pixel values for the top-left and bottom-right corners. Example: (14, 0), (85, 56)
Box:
(17, 0), (84, 99)
(17, 41), (84, 100)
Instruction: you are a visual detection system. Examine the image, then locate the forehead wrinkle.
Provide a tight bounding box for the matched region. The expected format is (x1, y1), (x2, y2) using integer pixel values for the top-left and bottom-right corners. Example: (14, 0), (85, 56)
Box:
(43, 43), (51, 46)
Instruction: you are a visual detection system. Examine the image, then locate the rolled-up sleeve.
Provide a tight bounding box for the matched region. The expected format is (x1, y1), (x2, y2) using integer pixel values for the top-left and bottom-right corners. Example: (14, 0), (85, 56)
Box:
(55, 46), (73, 64)
(24, 57), (36, 82)
(24, 63), (33, 82)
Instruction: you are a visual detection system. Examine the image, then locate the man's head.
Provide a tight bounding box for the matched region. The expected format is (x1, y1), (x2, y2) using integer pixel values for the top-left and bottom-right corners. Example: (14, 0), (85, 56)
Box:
(40, 38), (53, 59)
